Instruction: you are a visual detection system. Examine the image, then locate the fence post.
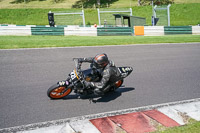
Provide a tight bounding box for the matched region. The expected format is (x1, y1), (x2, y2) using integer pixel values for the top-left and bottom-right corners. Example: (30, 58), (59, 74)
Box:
(82, 10), (86, 27)
(97, 8), (101, 27)
(167, 4), (171, 26)
(130, 8), (133, 16)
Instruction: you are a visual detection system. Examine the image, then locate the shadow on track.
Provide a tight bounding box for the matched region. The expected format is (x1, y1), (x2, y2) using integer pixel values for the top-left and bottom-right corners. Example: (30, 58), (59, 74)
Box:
(93, 87), (135, 103)
(60, 87), (135, 103)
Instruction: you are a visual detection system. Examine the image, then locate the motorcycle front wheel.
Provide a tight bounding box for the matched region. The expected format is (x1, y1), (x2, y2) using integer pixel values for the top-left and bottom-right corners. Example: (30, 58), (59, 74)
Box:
(47, 84), (72, 99)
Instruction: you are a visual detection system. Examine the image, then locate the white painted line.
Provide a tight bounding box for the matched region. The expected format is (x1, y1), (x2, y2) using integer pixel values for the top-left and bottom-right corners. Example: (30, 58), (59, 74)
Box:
(158, 101), (200, 125)
(170, 101), (200, 121)
(18, 125), (64, 133)
(58, 123), (76, 133)
(158, 107), (185, 125)
(0, 42), (199, 51)
(1, 98), (200, 133)
(69, 120), (100, 133)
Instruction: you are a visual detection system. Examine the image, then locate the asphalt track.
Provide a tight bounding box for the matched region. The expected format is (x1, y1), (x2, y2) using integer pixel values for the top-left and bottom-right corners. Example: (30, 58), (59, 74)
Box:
(0, 43), (200, 129)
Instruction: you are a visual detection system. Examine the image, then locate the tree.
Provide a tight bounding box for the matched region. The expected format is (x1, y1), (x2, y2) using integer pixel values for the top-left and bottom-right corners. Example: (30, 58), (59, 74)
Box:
(138, 0), (174, 6)
(53, 0), (64, 3)
(10, 0), (28, 3)
(138, 0), (141, 6)
(72, 0), (118, 8)
(10, 0), (63, 4)
(97, 0), (100, 6)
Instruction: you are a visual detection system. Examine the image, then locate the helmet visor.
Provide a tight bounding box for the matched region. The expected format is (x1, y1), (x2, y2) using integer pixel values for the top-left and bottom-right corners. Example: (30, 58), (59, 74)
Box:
(94, 62), (106, 68)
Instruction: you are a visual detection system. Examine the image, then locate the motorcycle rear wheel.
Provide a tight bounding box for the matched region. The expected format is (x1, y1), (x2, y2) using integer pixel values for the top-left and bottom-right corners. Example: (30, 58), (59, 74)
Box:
(108, 80), (124, 92)
(47, 84), (72, 99)
(115, 80), (123, 88)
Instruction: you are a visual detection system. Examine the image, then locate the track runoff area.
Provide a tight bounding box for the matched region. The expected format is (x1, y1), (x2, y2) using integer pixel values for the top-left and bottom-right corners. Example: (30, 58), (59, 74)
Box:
(0, 98), (200, 133)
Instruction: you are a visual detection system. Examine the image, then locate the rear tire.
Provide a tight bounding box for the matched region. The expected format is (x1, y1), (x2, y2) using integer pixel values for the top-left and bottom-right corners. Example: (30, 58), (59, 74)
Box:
(109, 80), (124, 92)
(47, 84), (72, 99)
(115, 80), (123, 88)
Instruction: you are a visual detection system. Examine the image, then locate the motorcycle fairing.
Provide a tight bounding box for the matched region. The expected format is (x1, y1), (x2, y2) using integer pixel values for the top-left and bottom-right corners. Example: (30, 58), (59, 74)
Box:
(82, 68), (101, 82)
(118, 67), (133, 78)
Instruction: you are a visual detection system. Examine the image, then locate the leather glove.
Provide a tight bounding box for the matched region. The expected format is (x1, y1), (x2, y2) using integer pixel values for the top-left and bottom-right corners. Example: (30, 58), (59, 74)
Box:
(76, 58), (84, 72)
(77, 63), (81, 72)
(83, 80), (92, 88)
(78, 58), (84, 63)
(94, 88), (104, 96)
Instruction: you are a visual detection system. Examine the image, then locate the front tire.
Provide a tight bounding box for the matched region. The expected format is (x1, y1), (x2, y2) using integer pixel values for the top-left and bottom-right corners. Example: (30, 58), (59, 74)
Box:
(47, 84), (72, 99)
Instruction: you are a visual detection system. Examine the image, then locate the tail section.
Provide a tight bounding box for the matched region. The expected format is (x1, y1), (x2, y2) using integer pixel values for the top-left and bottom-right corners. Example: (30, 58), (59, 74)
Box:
(118, 67), (133, 78)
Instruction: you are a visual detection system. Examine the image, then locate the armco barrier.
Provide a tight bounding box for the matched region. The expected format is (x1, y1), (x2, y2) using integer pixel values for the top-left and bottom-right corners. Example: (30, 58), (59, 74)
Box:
(0, 26), (31, 36)
(144, 26), (164, 36)
(192, 26), (200, 35)
(164, 26), (192, 35)
(0, 25), (200, 36)
(64, 26), (97, 36)
(31, 26), (64, 35)
(97, 27), (132, 36)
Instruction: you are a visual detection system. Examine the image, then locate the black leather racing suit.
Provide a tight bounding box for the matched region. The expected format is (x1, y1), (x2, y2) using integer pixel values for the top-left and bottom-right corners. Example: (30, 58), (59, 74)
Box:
(77, 57), (121, 94)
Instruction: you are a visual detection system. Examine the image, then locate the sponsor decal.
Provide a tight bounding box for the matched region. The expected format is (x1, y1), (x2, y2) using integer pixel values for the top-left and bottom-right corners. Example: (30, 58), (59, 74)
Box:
(70, 70), (77, 80)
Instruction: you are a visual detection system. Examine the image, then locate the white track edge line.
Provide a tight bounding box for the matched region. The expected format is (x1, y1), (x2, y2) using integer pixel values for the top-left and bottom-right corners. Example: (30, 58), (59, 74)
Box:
(0, 98), (200, 133)
(0, 43), (200, 51)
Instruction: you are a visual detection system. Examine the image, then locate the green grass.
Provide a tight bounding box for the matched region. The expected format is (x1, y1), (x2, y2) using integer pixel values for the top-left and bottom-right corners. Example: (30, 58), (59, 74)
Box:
(0, 35), (200, 49)
(0, 0), (200, 9)
(154, 121), (200, 133)
(0, 3), (200, 26)
(170, 4), (200, 26)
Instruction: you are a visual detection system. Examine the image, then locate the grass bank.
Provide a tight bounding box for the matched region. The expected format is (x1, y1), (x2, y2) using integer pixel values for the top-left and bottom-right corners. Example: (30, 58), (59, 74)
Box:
(0, 3), (200, 26)
(0, 35), (200, 49)
(0, 0), (200, 9)
(154, 121), (200, 133)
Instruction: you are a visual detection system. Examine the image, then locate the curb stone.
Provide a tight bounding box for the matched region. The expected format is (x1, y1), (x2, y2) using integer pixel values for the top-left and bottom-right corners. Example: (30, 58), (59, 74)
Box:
(0, 98), (200, 133)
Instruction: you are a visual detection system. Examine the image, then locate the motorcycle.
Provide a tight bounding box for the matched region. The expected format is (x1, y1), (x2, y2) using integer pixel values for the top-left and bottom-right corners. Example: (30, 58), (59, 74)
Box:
(47, 58), (133, 99)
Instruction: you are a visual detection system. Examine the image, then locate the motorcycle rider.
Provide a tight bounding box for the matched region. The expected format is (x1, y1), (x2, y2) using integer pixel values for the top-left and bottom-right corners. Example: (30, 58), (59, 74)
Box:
(76, 53), (121, 96)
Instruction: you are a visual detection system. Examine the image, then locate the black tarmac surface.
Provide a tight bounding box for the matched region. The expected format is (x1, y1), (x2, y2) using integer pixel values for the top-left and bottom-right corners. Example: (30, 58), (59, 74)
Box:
(0, 43), (200, 129)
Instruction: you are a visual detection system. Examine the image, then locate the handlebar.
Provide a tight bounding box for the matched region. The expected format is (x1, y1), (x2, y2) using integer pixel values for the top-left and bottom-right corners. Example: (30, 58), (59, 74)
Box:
(73, 58), (84, 81)
(72, 58), (91, 89)
(73, 58), (80, 70)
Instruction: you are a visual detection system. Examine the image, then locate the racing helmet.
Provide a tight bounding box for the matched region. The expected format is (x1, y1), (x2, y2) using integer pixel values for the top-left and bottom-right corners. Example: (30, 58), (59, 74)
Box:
(93, 53), (109, 68)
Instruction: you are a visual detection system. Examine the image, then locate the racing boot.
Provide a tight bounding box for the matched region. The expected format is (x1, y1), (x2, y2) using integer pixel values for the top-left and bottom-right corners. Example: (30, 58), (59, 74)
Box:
(94, 88), (104, 96)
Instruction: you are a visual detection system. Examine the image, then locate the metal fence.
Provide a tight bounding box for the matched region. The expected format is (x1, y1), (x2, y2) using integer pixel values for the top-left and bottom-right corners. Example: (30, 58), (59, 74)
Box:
(97, 8), (132, 27)
(153, 5), (171, 26)
(51, 10), (86, 27)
